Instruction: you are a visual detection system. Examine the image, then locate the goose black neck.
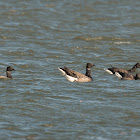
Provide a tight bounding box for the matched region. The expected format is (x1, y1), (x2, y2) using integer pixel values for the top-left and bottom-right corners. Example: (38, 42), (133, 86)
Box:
(85, 68), (92, 79)
(135, 74), (140, 80)
(6, 71), (12, 78)
(128, 65), (137, 72)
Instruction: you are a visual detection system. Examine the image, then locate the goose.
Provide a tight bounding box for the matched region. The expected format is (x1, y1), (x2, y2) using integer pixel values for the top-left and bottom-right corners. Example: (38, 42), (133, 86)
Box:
(58, 63), (95, 82)
(104, 63), (140, 75)
(115, 72), (140, 80)
(0, 66), (15, 79)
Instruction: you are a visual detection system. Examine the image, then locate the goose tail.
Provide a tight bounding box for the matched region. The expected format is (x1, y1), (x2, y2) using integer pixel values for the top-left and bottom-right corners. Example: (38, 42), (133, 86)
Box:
(115, 72), (122, 79)
(58, 67), (66, 75)
(104, 69), (113, 74)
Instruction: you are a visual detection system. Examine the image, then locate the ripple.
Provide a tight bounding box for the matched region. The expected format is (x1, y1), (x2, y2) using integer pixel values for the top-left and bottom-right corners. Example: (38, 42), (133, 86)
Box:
(74, 36), (103, 41)
(114, 41), (131, 45)
(73, 36), (130, 43)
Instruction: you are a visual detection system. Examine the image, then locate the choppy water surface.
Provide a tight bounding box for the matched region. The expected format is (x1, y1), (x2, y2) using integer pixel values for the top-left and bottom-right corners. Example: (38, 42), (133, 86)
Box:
(0, 0), (140, 139)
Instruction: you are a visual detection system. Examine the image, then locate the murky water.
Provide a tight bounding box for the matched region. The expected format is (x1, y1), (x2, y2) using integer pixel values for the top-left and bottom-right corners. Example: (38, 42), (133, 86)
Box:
(0, 0), (140, 139)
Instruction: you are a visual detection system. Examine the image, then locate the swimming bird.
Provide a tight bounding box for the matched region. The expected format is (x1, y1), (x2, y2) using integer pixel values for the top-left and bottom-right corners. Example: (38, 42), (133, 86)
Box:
(115, 72), (140, 80)
(58, 63), (95, 82)
(0, 66), (15, 79)
(104, 63), (140, 75)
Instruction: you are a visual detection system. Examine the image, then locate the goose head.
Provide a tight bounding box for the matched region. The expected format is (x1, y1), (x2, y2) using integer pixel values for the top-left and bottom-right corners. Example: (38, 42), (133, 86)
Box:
(6, 66), (15, 72)
(86, 63), (95, 69)
(135, 63), (140, 68)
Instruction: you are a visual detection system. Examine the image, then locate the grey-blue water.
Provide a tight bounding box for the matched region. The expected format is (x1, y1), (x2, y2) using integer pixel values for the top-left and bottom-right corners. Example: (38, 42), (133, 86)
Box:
(0, 0), (140, 139)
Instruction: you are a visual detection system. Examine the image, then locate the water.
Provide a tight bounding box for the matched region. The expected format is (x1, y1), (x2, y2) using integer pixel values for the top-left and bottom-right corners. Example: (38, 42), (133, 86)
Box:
(0, 0), (140, 139)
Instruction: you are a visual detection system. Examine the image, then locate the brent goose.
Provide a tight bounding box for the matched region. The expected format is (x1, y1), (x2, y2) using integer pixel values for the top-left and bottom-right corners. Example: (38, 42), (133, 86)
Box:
(104, 63), (140, 74)
(58, 63), (95, 82)
(0, 66), (15, 79)
(115, 72), (140, 80)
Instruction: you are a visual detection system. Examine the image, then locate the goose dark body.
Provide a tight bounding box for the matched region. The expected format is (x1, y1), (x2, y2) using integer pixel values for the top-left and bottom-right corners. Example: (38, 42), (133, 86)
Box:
(116, 72), (140, 80)
(58, 63), (95, 82)
(106, 63), (140, 74)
